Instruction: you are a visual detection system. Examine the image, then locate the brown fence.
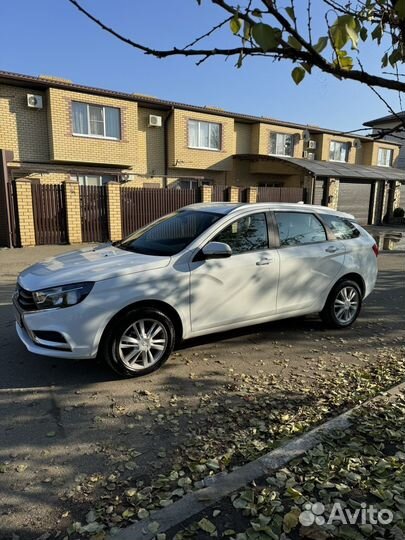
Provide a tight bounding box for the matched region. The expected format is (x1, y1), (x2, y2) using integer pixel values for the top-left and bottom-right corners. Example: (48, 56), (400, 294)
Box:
(257, 187), (304, 203)
(212, 185), (228, 202)
(121, 188), (200, 237)
(31, 183), (67, 245)
(80, 186), (109, 242)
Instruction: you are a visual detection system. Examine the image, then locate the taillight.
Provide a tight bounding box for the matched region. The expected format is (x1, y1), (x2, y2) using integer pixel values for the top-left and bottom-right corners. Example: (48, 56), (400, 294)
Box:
(372, 243), (379, 257)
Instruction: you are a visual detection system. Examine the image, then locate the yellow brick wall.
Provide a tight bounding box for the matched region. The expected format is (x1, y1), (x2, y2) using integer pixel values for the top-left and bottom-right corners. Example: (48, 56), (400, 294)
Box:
(0, 85), (50, 162)
(106, 182), (122, 241)
(252, 122), (305, 157)
(15, 180), (36, 246)
(64, 181), (82, 243)
(168, 109), (234, 171)
(361, 141), (399, 167)
(47, 88), (138, 167)
(134, 107), (167, 176)
(319, 134), (360, 164)
(234, 122), (251, 154)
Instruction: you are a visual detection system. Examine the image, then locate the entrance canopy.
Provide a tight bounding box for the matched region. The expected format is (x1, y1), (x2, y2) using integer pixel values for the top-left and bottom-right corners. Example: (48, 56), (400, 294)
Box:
(235, 154), (405, 181)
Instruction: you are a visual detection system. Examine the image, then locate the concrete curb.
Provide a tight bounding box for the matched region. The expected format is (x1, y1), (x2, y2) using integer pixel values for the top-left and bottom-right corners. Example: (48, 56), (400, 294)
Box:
(109, 382), (405, 540)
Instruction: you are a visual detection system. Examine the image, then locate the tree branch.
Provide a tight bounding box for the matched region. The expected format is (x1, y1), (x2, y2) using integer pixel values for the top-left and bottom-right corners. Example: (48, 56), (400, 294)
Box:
(66, 0), (405, 93)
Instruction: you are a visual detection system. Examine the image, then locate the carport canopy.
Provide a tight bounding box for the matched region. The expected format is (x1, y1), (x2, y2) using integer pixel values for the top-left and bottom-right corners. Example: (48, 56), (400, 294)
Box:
(235, 154), (405, 181)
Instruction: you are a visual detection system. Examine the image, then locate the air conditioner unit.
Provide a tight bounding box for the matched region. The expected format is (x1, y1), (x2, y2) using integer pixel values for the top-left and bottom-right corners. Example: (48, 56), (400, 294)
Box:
(303, 151), (315, 160)
(27, 94), (43, 109)
(148, 114), (162, 127)
(307, 140), (317, 149)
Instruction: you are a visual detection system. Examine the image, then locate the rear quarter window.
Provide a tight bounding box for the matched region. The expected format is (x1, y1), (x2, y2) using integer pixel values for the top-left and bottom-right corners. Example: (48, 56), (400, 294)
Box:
(321, 214), (360, 240)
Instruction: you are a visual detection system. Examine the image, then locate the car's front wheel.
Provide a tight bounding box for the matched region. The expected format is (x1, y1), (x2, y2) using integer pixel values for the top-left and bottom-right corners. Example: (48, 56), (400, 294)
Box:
(320, 279), (362, 328)
(101, 308), (175, 377)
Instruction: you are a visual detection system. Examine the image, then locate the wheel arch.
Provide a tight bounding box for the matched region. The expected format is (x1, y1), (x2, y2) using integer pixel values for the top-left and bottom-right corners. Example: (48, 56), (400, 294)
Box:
(335, 272), (366, 298)
(99, 300), (184, 352)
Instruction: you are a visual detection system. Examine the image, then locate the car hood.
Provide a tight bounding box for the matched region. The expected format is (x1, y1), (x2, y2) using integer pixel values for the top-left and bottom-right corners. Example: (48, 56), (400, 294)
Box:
(18, 245), (171, 291)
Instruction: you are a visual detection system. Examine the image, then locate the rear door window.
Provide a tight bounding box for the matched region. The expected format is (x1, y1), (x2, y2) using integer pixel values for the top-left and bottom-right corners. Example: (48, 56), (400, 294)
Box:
(320, 214), (360, 240)
(275, 212), (327, 246)
(213, 213), (269, 254)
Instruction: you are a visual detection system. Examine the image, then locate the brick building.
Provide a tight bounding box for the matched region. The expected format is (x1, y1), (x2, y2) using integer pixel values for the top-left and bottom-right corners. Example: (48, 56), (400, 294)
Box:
(1, 70), (404, 246)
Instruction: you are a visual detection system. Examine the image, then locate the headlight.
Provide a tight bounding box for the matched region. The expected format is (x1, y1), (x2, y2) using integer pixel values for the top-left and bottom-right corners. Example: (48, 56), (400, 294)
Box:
(32, 282), (94, 310)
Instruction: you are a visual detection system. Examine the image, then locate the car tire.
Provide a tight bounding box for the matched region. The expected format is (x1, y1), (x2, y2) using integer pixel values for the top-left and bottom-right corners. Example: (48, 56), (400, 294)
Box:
(320, 279), (362, 329)
(101, 308), (175, 378)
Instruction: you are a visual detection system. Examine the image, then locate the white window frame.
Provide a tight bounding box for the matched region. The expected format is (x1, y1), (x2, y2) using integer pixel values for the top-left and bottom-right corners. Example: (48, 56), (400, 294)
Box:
(72, 102), (121, 140)
(188, 120), (221, 151)
(377, 147), (393, 167)
(269, 132), (295, 157)
(329, 140), (349, 162)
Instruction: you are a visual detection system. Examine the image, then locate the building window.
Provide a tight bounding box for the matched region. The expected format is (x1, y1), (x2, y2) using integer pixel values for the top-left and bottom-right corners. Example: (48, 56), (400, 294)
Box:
(269, 133), (294, 156)
(188, 120), (221, 150)
(70, 174), (116, 186)
(377, 147), (393, 167)
(329, 141), (349, 162)
(72, 102), (121, 140)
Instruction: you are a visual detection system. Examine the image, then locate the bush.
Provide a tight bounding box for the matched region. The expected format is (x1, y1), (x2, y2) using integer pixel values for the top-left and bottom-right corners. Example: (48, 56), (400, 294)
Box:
(393, 207), (405, 218)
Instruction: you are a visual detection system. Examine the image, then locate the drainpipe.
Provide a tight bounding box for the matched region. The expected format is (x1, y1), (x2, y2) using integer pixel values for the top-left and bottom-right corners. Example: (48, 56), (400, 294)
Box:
(163, 107), (174, 187)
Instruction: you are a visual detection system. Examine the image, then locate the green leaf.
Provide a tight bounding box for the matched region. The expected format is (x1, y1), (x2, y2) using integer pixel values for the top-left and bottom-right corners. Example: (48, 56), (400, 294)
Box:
(301, 62), (313, 73)
(395, 0), (405, 19)
(252, 23), (282, 51)
(291, 66), (305, 85)
(283, 508), (300, 533)
(389, 48), (403, 67)
(230, 16), (242, 35)
(335, 50), (354, 70)
(371, 24), (383, 44)
(285, 6), (296, 21)
(243, 21), (252, 40)
(330, 19), (349, 50)
(330, 15), (359, 50)
(251, 8), (262, 18)
(288, 35), (302, 50)
(360, 27), (368, 41)
(381, 52), (389, 68)
(313, 36), (328, 54)
(198, 518), (216, 534)
(346, 23), (359, 49)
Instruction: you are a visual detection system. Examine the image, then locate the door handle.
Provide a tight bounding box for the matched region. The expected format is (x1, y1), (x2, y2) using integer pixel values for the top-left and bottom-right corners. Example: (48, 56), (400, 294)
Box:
(325, 246), (338, 253)
(256, 258), (272, 266)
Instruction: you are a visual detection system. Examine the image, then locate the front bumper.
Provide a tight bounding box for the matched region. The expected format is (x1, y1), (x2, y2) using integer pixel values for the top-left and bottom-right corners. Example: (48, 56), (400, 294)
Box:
(13, 293), (105, 360)
(15, 322), (93, 359)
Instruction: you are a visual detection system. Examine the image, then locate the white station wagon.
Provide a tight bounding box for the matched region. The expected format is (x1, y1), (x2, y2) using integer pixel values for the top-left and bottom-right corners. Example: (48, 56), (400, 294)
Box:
(14, 203), (378, 377)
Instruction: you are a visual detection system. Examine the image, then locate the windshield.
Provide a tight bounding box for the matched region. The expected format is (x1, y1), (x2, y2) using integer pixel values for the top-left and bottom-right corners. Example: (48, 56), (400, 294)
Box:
(116, 210), (222, 256)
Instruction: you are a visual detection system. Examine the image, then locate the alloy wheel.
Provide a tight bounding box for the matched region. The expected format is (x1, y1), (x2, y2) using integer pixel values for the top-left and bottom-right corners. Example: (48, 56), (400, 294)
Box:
(118, 318), (168, 370)
(333, 286), (359, 324)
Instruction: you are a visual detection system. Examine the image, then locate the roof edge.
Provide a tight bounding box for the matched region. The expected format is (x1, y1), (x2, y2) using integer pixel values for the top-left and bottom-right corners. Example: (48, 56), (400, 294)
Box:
(0, 69), (388, 142)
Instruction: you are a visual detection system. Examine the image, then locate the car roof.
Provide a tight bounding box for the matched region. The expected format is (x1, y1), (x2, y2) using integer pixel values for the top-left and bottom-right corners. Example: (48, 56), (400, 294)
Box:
(184, 202), (355, 220)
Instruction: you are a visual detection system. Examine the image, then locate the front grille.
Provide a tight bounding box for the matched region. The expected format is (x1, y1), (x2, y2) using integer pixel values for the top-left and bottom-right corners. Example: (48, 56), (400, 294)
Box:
(16, 284), (37, 311)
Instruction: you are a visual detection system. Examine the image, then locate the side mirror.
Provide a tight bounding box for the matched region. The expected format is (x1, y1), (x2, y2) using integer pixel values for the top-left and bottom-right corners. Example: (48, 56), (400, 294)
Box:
(201, 241), (232, 260)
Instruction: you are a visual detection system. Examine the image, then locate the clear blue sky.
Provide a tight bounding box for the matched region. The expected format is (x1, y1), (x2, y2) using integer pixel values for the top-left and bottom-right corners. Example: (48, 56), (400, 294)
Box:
(0, 0), (400, 132)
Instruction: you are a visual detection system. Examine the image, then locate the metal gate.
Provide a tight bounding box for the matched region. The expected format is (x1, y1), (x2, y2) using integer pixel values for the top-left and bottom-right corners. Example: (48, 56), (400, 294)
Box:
(337, 181), (373, 225)
(121, 188), (199, 237)
(212, 185), (228, 202)
(80, 185), (109, 242)
(257, 187), (304, 203)
(31, 183), (67, 245)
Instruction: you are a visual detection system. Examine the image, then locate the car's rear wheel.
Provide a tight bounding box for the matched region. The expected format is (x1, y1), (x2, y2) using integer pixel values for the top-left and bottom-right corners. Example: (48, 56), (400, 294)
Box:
(320, 279), (362, 328)
(101, 308), (175, 377)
